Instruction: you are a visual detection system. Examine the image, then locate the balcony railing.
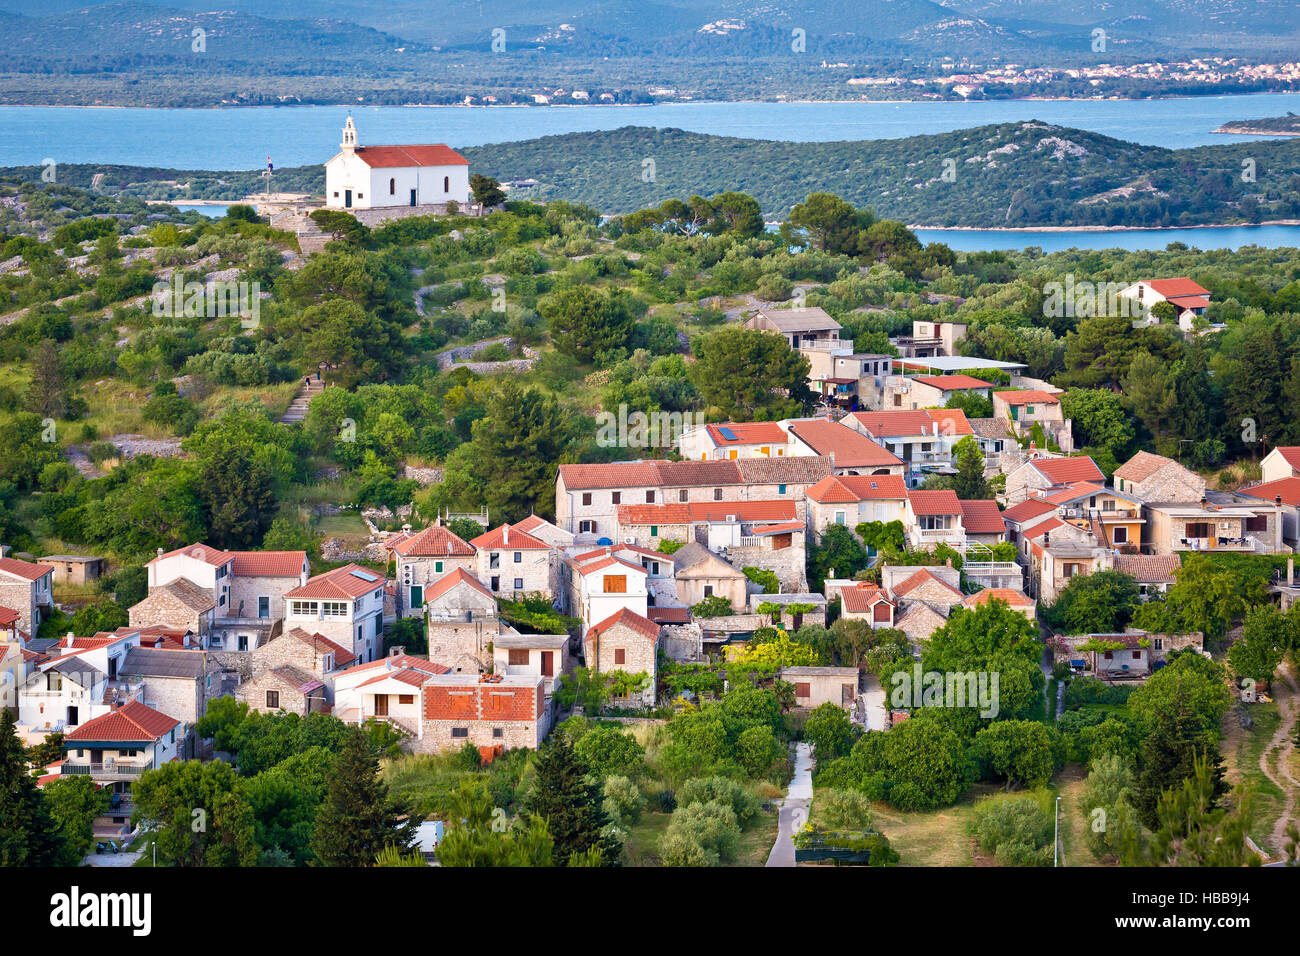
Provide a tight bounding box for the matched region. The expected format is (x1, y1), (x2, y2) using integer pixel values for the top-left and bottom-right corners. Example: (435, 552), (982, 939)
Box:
(62, 762), (151, 779)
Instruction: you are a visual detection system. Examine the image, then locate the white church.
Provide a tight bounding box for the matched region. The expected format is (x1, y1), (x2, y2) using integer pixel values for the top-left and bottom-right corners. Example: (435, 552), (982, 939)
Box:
(324, 116), (471, 211)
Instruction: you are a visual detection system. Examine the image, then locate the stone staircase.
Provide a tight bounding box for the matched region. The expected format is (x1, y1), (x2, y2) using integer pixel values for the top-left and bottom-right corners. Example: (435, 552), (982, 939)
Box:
(279, 378), (326, 424)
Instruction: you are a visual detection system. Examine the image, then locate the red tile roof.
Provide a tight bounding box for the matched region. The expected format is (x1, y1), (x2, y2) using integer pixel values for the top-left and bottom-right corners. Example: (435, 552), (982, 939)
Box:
(423, 567), (495, 603)
(925, 408), (974, 437)
(66, 700), (178, 743)
(751, 521), (805, 535)
(0, 557), (53, 581)
(347, 654), (452, 679)
(285, 564), (385, 600)
(646, 606), (691, 624)
(584, 607), (661, 644)
(391, 524), (476, 557)
(840, 583), (895, 613)
(1237, 477), (1300, 508)
(807, 474), (909, 504)
(1145, 277), (1211, 301)
(1042, 482), (1106, 505)
(994, 390), (1059, 406)
(557, 460), (666, 490)
(958, 499), (1005, 534)
(907, 490), (962, 516)
(1270, 447), (1300, 473)
(1113, 450), (1176, 483)
(352, 144), (468, 168)
(226, 551), (307, 577)
(1112, 553), (1182, 584)
(0, 606), (18, 627)
(785, 419), (903, 469)
(912, 374), (992, 391)
(1030, 456), (1105, 485)
(1000, 498), (1058, 524)
(469, 524), (549, 551)
(892, 568), (963, 599)
(654, 460), (745, 487)
(705, 422), (788, 445)
(964, 588), (1033, 607)
(148, 544), (231, 567)
(1021, 516), (1066, 541)
(573, 555), (647, 577)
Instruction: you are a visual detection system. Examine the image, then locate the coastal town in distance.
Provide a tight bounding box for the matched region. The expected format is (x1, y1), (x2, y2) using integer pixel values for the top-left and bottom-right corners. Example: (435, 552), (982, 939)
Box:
(1, 0), (1298, 935)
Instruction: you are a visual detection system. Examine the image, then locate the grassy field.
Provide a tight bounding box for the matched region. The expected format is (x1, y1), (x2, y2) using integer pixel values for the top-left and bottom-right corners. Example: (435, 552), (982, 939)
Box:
(864, 766), (1107, 867)
(1221, 701), (1285, 852)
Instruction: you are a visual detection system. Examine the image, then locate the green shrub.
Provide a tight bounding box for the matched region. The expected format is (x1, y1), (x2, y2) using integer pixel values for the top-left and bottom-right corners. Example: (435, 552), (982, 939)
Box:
(676, 776), (759, 827)
(602, 775), (644, 826)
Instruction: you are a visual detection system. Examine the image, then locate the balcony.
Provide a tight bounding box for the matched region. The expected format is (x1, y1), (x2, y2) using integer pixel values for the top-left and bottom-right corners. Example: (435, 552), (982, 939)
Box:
(62, 762), (151, 780)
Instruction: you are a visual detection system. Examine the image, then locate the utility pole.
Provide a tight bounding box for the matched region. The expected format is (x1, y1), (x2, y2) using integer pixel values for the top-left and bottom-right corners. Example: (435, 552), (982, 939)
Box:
(1053, 796), (1061, 867)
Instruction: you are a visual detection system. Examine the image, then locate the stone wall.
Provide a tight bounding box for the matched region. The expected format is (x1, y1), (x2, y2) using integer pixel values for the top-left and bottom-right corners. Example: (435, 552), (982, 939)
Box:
(429, 621), (493, 673)
(725, 538), (808, 592)
(661, 623), (703, 662)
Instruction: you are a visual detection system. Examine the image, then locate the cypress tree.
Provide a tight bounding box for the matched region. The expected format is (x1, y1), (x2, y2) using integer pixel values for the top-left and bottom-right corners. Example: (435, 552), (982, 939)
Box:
(523, 736), (621, 866)
(311, 730), (416, 866)
(0, 710), (64, 866)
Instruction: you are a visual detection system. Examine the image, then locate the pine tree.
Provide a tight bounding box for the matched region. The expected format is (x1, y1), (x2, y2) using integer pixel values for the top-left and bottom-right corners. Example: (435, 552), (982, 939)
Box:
(24, 339), (68, 419)
(1133, 703), (1228, 831)
(1123, 754), (1257, 866)
(311, 730), (417, 866)
(0, 710), (64, 866)
(523, 736), (621, 866)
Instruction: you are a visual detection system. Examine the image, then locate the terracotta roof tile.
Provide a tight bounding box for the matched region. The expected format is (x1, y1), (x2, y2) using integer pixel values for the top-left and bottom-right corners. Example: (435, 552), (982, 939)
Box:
(1031, 456), (1105, 485)
(1113, 451), (1177, 483)
(734, 456), (833, 484)
(958, 499), (1005, 534)
(785, 419), (902, 469)
(285, 627), (356, 665)
(1001, 498), (1058, 524)
(352, 144), (468, 167)
(617, 500), (797, 525)
(584, 607), (661, 644)
(994, 390), (1059, 405)
(557, 460), (666, 490)
(1237, 477), (1300, 508)
(841, 583), (895, 613)
(148, 544), (231, 567)
(423, 567), (496, 603)
(907, 490), (962, 515)
(469, 524), (549, 550)
(964, 588), (1033, 607)
(1112, 553), (1182, 584)
(391, 524), (476, 557)
(704, 422), (788, 445)
(892, 568), (963, 599)
(0, 557), (54, 581)
(286, 564), (384, 600)
(65, 700), (178, 743)
(226, 551), (307, 577)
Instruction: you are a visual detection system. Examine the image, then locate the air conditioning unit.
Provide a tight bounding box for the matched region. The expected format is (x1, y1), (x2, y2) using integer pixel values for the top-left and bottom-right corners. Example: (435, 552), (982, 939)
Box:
(623, 537), (636, 545)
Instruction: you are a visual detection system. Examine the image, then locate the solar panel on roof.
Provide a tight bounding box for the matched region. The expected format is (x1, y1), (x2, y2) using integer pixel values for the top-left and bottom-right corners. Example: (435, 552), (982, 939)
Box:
(718, 427), (738, 441)
(350, 570), (379, 582)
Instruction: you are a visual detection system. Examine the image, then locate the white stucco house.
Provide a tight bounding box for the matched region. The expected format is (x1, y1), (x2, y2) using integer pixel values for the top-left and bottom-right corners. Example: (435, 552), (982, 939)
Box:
(324, 116), (470, 211)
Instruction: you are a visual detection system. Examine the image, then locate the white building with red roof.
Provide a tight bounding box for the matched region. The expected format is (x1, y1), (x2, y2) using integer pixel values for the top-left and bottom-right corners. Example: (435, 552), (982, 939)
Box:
(843, 408), (974, 487)
(1119, 277), (1212, 329)
(325, 116), (470, 211)
(784, 418), (905, 476)
(565, 551), (649, 631)
(284, 564), (388, 665)
(0, 556), (54, 637)
(61, 699), (182, 787)
(677, 421), (790, 461)
(1261, 446), (1300, 484)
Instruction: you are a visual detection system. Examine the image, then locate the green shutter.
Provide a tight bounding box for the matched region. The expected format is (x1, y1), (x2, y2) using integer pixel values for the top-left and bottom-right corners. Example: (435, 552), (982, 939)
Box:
(410, 585), (423, 608)
(650, 525), (658, 536)
(435, 561), (443, 573)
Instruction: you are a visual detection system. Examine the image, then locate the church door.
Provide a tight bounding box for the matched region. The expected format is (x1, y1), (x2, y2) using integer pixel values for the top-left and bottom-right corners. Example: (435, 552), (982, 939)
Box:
(344, 189), (352, 208)
(410, 188), (417, 207)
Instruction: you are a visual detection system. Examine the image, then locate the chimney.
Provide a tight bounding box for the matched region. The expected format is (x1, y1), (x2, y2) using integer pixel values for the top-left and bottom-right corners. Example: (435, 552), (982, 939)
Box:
(156, 547), (164, 559)
(945, 558), (953, 567)
(1288, 557), (1295, 588)
(64, 633), (74, 648)
(503, 526), (509, 545)
(388, 646), (404, 658)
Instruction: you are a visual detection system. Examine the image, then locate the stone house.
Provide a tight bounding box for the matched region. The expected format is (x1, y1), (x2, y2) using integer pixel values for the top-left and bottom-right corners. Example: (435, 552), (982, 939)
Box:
(284, 564), (387, 665)
(470, 524), (556, 601)
(670, 543), (749, 612)
(1003, 455), (1105, 506)
(389, 524), (477, 619)
(744, 306), (843, 350)
(130, 578), (217, 641)
(582, 607), (661, 708)
(992, 390), (1072, 452)
(565, 553), (649, 633)
(423, 568), (499, 673)
(117, 647), (213, 726)
(780, 666), (859, 710)
(961, 588), (1036, 620)
(1112, 451), (1205, 503)
(837, 582), (897, 628)
(1051, 630), (1203, 679)
(0, 556), (55, 637)
(252, 625), (356, 680)
(805, 473), (909, 540)
(1236, 477), (1300, 550)
(678, 421), (790, 461)
(418, 673), (548, 755)
(39, 555), (106, 587)
(1143, 496), (1282, 556)
(1112, 553), (1182, 600)
(238, 665), (328, 716)
(613, 499), (801, 553)
(883, 374), (991, 411)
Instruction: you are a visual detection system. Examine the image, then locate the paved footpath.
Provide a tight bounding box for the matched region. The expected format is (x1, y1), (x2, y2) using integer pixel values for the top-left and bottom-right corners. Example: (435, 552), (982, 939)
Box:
(766, 742), (814, 868)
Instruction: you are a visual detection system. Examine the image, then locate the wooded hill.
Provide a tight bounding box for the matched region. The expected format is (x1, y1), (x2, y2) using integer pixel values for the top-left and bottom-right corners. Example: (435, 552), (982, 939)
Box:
(7, 122), (1300, 227)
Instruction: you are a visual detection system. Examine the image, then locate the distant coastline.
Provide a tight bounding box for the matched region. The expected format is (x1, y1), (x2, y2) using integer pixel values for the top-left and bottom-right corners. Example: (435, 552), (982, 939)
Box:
(909, 220), (1300, 232)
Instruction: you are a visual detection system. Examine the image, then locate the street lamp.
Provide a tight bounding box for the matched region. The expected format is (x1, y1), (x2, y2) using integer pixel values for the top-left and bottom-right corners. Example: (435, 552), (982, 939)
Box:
(151, 841), (156, 867)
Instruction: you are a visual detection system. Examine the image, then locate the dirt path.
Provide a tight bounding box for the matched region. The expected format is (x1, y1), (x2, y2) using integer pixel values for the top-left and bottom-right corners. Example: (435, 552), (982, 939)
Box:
(1261, 661), (1299, 857)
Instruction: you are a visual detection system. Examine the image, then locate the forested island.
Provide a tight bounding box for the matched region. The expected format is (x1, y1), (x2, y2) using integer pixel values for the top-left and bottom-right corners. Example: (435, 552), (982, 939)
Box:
(6, 122), (1299, 228)
(1216, 112), (1300, 135)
